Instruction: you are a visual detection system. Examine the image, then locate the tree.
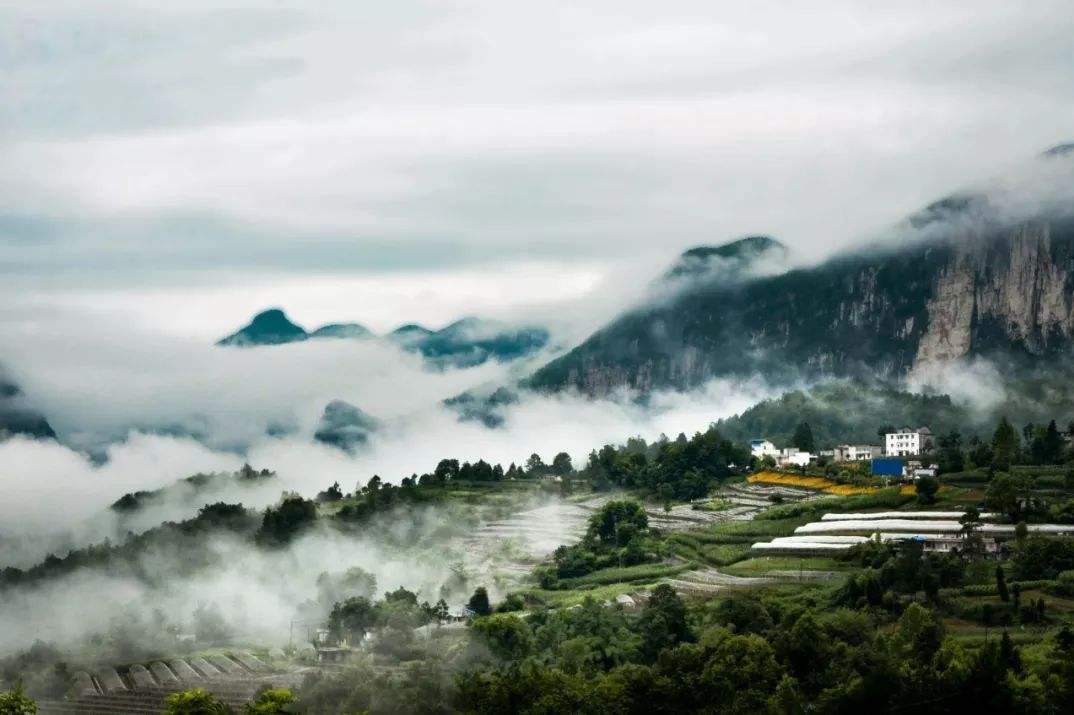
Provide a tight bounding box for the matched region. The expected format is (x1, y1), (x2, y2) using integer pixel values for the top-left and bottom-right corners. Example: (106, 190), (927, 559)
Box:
(467, 587), (492, 617)
(1043, 420), (1065, 465)
(525, 453), (547, 476)
(164, 688), (230, 715)
(551, 452), (575, 475)
(791, 422), (815, 453)
(470, 614), (533, 660)
(996, 565), (1010, 602)
(328, 597), (376, 644)
(586, 501), (648, 546)
(637, 584), (690, 658)
(0, 684), (36, 715)
(916, 475), (939, 505)
(992, 418), (1019, 471)
(256, 497), (317, 546)
(434, 459), (459, 483)
(316, 482), (343, 502)
(937, 430), (964, 474)
(985, 474), (1020, 521)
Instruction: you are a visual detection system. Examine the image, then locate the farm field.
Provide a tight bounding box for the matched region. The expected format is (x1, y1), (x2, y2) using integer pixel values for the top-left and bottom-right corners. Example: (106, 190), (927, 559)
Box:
(748, 471), (881, 495)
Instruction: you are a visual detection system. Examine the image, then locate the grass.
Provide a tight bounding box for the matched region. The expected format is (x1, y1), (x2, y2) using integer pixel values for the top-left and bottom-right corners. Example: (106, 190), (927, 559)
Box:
(523, 582), (663, 608)
(722, 556), (851, 576)
(706, 517), (804, 539)
(755, 488), (914, 521)
(556, 562), (691, 589)
(692, 499), (735, 512)
(667, 533), (751, 566)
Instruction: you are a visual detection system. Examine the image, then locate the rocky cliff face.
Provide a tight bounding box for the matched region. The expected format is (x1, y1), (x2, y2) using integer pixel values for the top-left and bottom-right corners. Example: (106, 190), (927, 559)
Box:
(915, 220), (1074, 373)
(527, 214), (1074, 397)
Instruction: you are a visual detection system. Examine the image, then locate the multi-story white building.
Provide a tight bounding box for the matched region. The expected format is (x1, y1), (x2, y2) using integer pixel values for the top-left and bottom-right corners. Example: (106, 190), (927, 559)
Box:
(885, 427), (933, 456)
(750, 439), (779, 460)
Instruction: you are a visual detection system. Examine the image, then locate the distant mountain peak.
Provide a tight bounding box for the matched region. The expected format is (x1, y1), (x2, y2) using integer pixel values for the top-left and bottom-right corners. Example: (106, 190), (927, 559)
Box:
(667, 235), (787, 279)
(309, 322), (374, 340)
(1041, 141), (1074, 158)
(216, 308), (307, 346)
(390, 323), (434, 336)
(313, 399), (379, 453)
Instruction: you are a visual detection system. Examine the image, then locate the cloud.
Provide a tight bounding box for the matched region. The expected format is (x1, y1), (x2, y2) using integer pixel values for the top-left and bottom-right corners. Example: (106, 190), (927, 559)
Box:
(2, 0), (1073, 292)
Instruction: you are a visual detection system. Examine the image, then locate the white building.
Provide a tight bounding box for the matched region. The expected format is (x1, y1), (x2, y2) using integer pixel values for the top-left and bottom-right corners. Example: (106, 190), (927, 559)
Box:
(885, 427), (933, 456)
(778, 448), (814, 467)
(750, 439), (779, 460)
(833, 444), (881, 461)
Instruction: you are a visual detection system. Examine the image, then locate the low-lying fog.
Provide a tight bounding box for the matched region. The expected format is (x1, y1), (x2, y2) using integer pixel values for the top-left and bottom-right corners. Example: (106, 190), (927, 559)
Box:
(0, 294), (784, 657)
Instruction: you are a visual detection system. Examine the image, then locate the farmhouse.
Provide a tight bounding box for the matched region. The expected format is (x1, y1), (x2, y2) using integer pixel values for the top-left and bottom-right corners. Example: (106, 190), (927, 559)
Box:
(832, 444), (882, 461)
(750, 439), (779, 460)
(778, 448), (814, 468)
(884, 426), (933, 456)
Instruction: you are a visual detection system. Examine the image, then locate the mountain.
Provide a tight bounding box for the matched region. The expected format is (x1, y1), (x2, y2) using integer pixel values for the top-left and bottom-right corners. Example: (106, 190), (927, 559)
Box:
(218, 312), (548, 368)
(309, 322), (375, 340)
(388, 323), (436, 348)
(0, 369), (55, 440)
(216, 308), (308, 346)
(526, 150), (1074, 397)
(413, 318), (549, 369)
(665, 234), (788, 279)
(385, 319), (549, 368)
(313, 400), (379, 453)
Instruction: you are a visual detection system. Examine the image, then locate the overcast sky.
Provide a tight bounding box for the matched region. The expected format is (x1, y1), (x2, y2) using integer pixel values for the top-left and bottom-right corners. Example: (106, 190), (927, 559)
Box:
(3, 0), (1074, 334)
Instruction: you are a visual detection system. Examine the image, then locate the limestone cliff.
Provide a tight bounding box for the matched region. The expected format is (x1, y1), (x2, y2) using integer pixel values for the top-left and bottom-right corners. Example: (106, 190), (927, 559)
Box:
(527, 216), (1074, 397)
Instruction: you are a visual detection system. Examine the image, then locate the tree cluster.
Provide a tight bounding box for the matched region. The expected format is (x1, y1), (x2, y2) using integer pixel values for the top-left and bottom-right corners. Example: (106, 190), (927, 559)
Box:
(581, 428), (749, 499)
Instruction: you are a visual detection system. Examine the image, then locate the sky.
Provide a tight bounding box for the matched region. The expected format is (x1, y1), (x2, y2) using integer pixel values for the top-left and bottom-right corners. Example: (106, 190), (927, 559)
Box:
(2, 0), (1074, 335)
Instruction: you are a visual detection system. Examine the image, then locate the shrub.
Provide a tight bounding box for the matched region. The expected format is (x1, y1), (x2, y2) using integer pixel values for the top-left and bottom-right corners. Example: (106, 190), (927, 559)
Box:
(244, 688), (295, 715)
(164, 688), (231, 715)
(0, 684), (36, 715)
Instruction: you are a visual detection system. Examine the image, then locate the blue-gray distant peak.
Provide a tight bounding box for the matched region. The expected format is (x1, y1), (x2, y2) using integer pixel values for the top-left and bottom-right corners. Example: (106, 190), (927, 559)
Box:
(667, 235), (787, 279)
(309, 322), (375, 340)
(216, 308), (308, 346)
(1041, 141), (1074, 158)
(313, 399), (379, 453)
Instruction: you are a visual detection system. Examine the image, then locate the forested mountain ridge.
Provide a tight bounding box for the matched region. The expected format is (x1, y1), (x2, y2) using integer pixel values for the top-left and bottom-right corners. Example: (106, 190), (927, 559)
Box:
(526, 151), (1074, 397)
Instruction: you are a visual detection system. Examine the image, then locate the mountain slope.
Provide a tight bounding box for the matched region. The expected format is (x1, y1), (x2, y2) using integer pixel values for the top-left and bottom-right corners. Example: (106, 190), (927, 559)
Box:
(527, 155), (1074, 397)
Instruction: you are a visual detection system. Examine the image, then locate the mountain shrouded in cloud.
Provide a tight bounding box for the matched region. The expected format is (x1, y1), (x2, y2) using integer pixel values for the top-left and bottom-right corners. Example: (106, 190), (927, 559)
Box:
(313, 400), (380, 453)
(309, 323), (376, 340)
(216, 309), (310, 347)
(218, 309), (550, 370)
(0, 368), (55, 440)
(526, 145), (1074, 396)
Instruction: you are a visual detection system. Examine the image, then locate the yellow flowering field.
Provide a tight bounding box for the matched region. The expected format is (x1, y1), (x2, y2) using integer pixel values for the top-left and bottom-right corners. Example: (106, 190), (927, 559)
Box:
(748, 471), (880, 495)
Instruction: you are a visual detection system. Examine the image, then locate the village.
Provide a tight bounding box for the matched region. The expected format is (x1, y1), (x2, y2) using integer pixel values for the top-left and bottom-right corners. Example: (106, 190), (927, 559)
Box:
(749, 425), (939, 478)
(744, 424), (1074, 560)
